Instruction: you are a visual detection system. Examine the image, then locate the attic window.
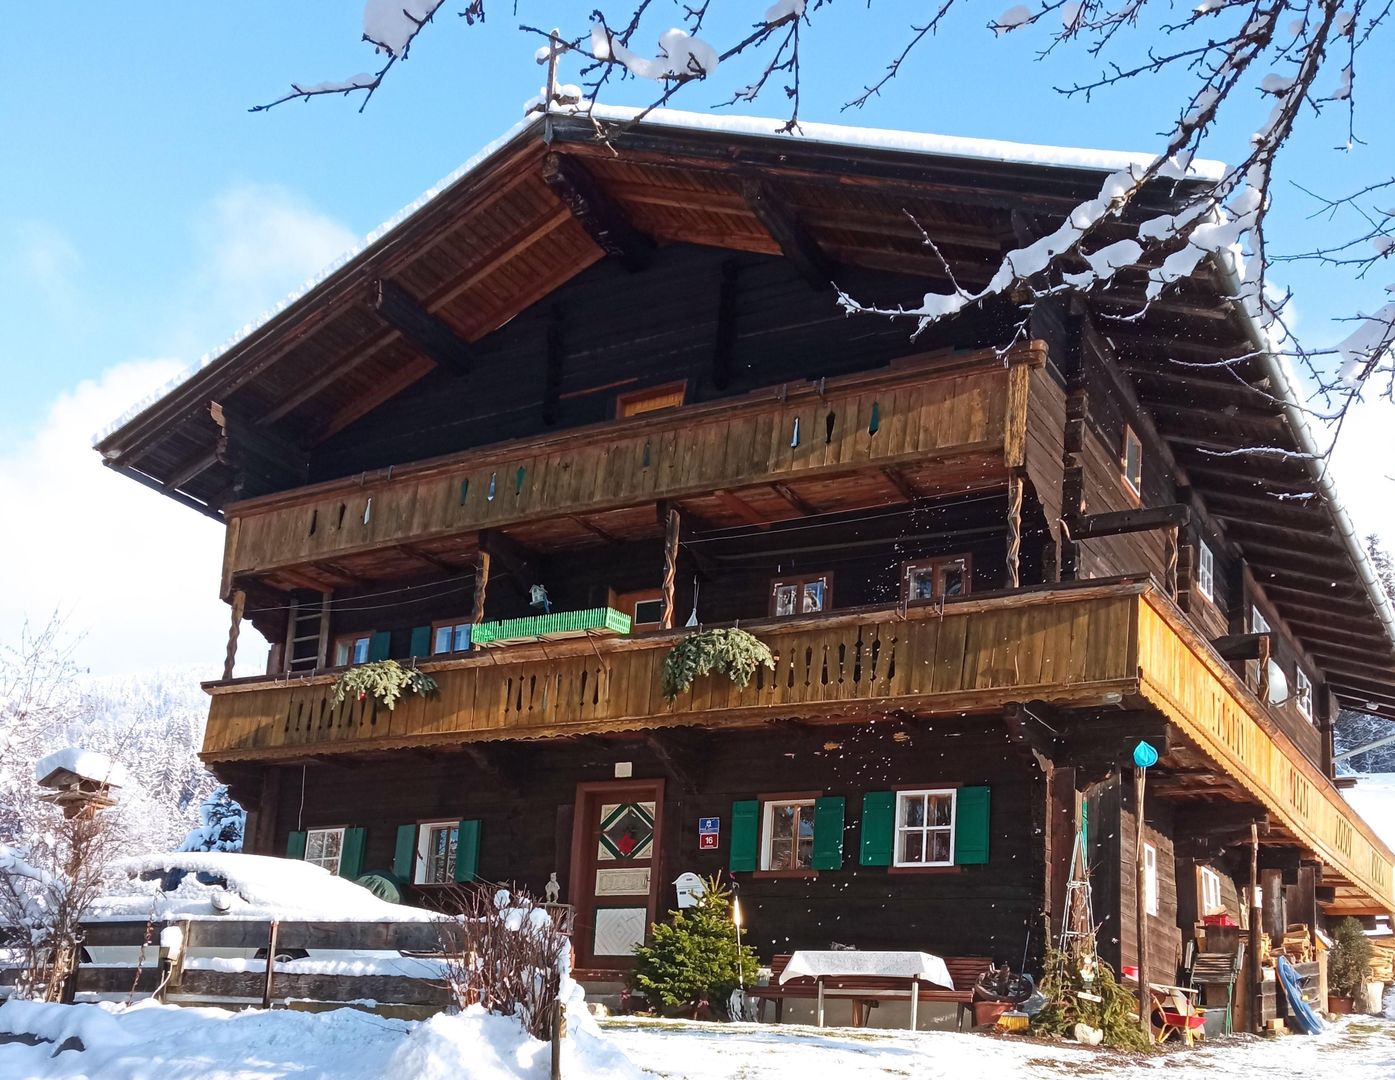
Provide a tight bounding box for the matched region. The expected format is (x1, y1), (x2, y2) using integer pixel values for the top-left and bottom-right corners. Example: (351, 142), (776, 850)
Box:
(617, 381), (686, 419)
(1296, 668), (1313, 719)
(1122, 426), (1143, 496)
(1197, 541), (1215, 602)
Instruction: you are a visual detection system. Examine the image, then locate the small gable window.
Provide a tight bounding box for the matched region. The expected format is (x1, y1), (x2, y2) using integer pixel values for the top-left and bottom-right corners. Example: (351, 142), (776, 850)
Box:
(903, 555), (971, 605)
(1143, 841), (1159, 916)
(1200, 865), (1223, 916)
(770, 573), (832, 618)
(1122, 426), (1143, 496)
(1197, 540), (1215, 602)
(1295, 668), (1313, 719)
(333, 633), (372, 667)
(617, 381), (686, 419)
(432, 619), (472, 656)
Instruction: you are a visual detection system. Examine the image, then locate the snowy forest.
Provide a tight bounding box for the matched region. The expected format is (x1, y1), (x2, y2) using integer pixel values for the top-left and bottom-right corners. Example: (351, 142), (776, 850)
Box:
(0, 615), (241, 857)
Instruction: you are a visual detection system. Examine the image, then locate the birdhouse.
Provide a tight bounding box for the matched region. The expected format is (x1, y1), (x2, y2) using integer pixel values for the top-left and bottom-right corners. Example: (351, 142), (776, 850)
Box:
(34, 747), (128, 818)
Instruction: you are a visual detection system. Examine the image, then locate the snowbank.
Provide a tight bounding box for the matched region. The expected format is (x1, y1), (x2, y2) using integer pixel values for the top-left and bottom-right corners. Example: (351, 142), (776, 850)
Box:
(93, 852), (439, 922)
(1341, 774), (1395, 853)
(0, 999), (646, 1080)
(33, 747), (130, 790)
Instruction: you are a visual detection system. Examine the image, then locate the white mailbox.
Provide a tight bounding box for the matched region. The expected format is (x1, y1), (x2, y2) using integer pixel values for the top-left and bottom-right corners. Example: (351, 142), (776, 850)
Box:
(673, 872), (706, 909)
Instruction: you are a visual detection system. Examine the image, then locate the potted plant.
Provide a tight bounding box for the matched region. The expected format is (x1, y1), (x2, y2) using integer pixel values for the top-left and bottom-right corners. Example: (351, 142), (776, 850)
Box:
(1327, 916), (1371, 1014)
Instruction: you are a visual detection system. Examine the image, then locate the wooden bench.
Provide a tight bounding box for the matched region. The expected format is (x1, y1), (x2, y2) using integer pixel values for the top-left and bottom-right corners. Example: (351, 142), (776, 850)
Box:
(749, 954), (990, 1030)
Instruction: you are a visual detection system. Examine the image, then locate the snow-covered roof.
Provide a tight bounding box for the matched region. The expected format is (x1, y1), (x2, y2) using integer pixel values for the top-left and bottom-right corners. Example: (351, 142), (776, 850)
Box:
(96, 852), (441, 922)
(33, 747), (130, 790)
(96, 106), (1223, 445)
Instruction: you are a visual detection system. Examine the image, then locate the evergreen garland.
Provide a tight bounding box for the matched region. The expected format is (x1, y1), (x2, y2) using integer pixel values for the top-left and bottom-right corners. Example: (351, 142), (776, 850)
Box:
(331, 660), (438, 711)
(630, 875), (759, 1019)
(661, 628), (775, 701)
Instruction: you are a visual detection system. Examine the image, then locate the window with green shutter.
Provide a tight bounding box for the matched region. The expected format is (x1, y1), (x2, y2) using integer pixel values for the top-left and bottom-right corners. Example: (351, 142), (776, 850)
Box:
(368, 631), (392, 661)
(729, 799), (759, 872)
(409, 625), (432, 659)
(811, 796), (845, 870)
(393, 824), (417, 880)
(338, 826), (367, 879)
(953, 786), (990, 865)
(859, 792), (894, 866)
(455, 819), (482, 882)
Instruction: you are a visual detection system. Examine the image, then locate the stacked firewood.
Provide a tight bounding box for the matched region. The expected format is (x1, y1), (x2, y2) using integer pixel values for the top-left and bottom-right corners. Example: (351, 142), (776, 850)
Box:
(1278, 925), (1314, 964)
(1368, 941), (1395, 984)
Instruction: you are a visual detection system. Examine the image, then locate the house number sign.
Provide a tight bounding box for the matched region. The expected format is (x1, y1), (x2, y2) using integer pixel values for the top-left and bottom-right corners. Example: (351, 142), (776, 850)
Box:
(698, 816), (720, 850)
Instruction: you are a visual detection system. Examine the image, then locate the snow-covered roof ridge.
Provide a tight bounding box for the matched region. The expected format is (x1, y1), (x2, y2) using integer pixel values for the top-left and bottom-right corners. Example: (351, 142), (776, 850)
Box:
(34, 746), (131, 790)
(94, 106), (1223, 447)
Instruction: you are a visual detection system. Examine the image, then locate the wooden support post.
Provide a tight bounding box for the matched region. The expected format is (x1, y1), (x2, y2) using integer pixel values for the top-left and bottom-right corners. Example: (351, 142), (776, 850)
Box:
(262, 920), (280, 1010)
(550, 1000), (564, 1080)
(472, 548), (491, 624)
(1163, 525), (1179, 599)
(660, 507), (680, 630)
(282, 598), (298, 675)
(1006, 472), (1023, 589)
(222, 589), (246, 681)
(1248, 823), (1262, 1033)
(1256, 634), (1271, 704)
(909, 977), (920, 1031)
(316, 590), (332, 669)
(1134, 765), (1152, 1043)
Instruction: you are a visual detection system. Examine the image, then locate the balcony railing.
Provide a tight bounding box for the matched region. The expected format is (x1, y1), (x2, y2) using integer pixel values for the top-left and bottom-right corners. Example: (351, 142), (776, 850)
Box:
(203, 578), (1395, 914)
(217, 345), (1046, 594)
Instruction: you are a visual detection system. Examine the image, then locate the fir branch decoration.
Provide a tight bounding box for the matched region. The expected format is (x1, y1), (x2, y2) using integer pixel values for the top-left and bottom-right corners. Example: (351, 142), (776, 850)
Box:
(331, 660), (438, 711)
(661, 628), (774, 701)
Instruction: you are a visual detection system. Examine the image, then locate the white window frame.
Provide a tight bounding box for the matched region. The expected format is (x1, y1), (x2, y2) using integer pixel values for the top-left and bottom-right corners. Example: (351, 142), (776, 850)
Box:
(1143, 841), (1159, 916)
(432, 620), (471, 656)
(333, 634), (372, 667)
(1250, 606), (1270, 636)
(414, 820), (459, 885)
(304, 827), (345, 874)
(893, 788), (957, 868)
(760, 798), (816, 872)
(1295, 668), (1313, 719)
(1197, 541), (1214, 602)
(1199, 866), (1223, 916)
(1122, 426), (1143, 496)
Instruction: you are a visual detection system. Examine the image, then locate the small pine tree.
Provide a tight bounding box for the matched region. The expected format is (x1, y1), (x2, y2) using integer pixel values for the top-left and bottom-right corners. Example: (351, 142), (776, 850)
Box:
(630, 875), (759, 1019)
(1328, 916), (1372, 1000)
(178, 786), (245, 852)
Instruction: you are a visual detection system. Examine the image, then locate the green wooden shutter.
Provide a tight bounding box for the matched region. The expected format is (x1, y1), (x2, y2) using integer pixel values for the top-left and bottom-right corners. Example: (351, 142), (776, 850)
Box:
(954, 786), (991, 865)
(286, 830), (307, 860)
(393, 824), (418, 881)
(368, 631), (392, 661)
(811, 796), (845, 871)
(729, 800), (759, 872)
(859, 792), (895, 867)
(409, 625), (432, 658)
(454, 819), (482, 882)
(339, 826), (367, 879)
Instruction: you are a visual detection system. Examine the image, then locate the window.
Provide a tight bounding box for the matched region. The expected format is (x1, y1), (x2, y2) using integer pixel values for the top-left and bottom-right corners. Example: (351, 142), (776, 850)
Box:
(414, 821), (459, 885)
(304, 828), (345, 874)
(617, 381), (686, 418)
(1122, 426), (1143, 496)
(1199, 866), (1223, 916)
(894, 789), (956, 867)
(432, 619), (472, 656)
(769, 573), (832, 618)
(332, 634), (372, 667)
(903, 556), (972, 604)
(1143, 841), (1159, 916)
(1250, 605), (1270, 636)
(761, 798), (815, 872)
(1197, 541), (1214, 602)
(615, 588), (666, 632)
(1296, 668), (1313, 718)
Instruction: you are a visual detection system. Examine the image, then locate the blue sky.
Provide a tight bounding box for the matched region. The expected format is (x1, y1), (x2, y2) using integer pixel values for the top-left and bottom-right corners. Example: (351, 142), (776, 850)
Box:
(2, 4), (1391, 673)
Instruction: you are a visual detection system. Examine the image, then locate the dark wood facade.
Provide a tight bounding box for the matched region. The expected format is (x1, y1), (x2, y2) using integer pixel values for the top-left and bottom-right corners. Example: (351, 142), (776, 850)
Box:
(97, 111), (1395, 993)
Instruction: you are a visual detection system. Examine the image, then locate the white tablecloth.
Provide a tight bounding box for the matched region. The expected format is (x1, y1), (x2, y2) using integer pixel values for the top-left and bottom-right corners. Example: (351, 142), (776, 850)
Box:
(779, 950), (954, 990)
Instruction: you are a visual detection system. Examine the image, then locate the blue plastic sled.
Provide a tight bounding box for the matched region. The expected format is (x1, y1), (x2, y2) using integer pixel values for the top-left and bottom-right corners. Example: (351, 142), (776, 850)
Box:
(1276, 955), (1324, 1034)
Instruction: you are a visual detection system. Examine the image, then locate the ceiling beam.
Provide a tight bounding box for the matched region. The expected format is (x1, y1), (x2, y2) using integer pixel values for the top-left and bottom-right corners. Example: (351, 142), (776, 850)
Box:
(771, 482), (818, 517)
(541, 152), (654, 272)
(372, 279), (473, 376)
(1072, 503), (1190, 541)
(741, 178), (836, 290)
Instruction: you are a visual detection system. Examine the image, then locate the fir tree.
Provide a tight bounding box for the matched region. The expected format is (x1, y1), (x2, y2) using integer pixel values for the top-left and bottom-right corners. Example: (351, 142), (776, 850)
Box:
(630, 875), (758, 1019)
(179, 786), (246, 852)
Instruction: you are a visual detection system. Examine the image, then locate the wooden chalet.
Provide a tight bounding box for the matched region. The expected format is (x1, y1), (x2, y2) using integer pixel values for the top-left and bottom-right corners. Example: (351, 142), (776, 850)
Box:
(97, 108), (1395, 1017)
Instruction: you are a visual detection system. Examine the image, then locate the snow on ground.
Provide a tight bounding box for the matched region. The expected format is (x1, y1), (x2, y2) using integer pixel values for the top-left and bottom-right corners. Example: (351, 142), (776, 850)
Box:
(1342, 774), (1395, 853)
(91, 852), (439, 922)
(2, 1004), (1394, 1080)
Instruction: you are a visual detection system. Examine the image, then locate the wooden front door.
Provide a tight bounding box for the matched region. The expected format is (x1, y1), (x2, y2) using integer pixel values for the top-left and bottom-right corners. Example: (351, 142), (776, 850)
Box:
(570, 779), (664, 970)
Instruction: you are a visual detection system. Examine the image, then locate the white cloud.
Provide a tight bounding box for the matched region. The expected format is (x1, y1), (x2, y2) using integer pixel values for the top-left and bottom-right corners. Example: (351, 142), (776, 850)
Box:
(1330, 394), (1395, 549)
(0, 181), (360, 678)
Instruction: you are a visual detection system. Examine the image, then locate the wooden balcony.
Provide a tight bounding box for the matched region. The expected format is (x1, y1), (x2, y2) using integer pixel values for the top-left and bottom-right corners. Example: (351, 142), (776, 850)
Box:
(203, 578), (1394, 914)
(218, 345), (1052, 595)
